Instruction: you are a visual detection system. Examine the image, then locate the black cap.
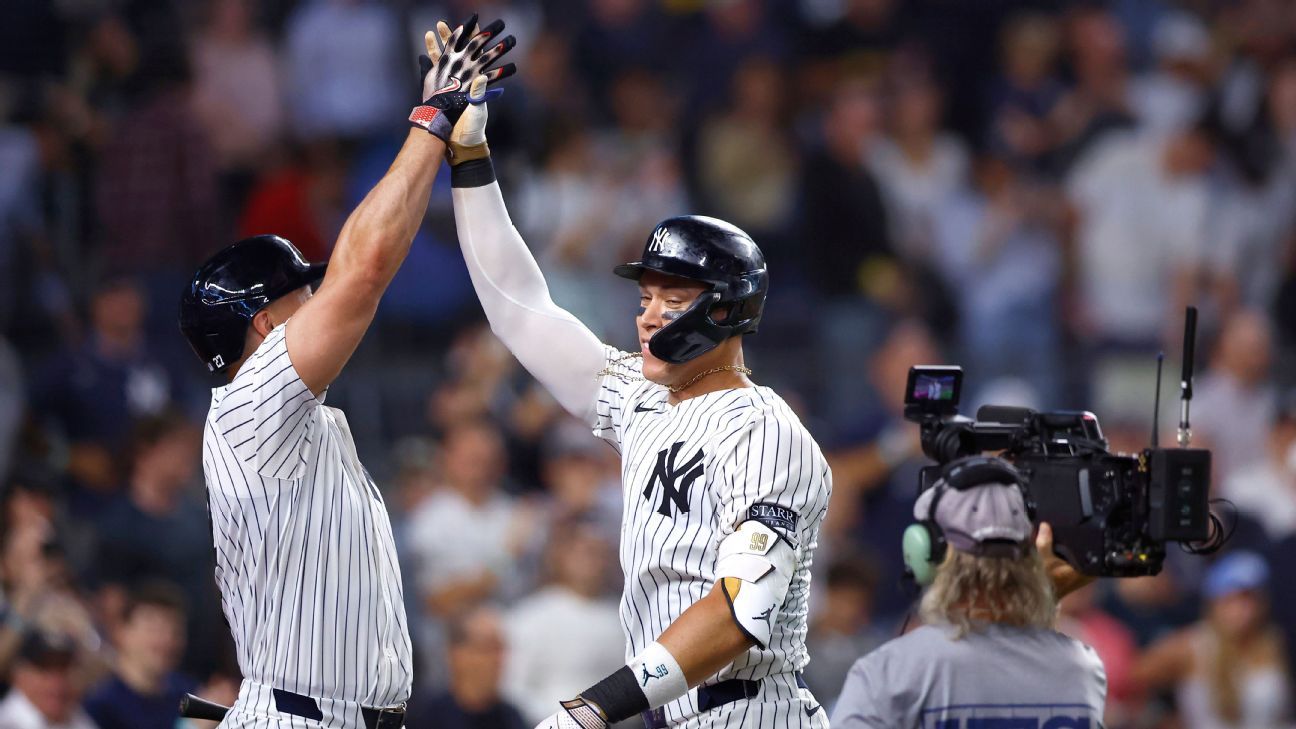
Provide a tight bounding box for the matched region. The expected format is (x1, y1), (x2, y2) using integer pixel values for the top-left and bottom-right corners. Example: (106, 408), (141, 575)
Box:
(16, 630), (76, 669)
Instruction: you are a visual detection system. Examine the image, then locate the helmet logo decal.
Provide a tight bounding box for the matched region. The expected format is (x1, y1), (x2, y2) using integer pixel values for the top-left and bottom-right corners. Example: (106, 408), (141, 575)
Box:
(649, 227), (669, 252)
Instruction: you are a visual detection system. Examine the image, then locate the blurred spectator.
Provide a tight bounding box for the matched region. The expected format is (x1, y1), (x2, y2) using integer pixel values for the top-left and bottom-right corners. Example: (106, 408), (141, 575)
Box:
(236, 141), (348, 263)
(0, 338), (21, 480)
(190, 0), (285, 199)
(696, 58), (796, 237)
(1102, 570), (1198, 649)
(986, 13), (1065, 168)
(89, 413), (219, 676)
(29, 278), (173, 497)
(406, 420), (539, 617)
(570, 0), (665, 110)
(503, 521), (622, 724)
(1052, 6), (1136, 168)
(677, 0), (785, 116)
(930, 154), (1063, 395)
(797, 77), (892, 302)
(514, 125), (626, 338)
(1225, 389), (1296, 541)
(798, 78), (895, 424)
(282, 0), (403, 140)
(803, 555), (885, 712)
(1128, 11), (1213, 135)
(537, 420), (620, 531)
(826, 319), (939, 620)
(0, 631), (97, 729)
(1133, 552), (1293, 728)
(799, 0), (900, 99)
(869, 72), (970, 261)
(1195, 309), (1276, 485)
(408, 605), (526, 729)
(94, 34), (221, 273)
(83, 583), (195, 729)
(1064, 122), (1223, 348)
(1057, 583), (1141, 727)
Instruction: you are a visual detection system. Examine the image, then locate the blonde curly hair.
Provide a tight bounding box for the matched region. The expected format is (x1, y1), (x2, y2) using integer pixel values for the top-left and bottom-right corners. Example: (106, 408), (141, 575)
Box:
(919, 548), (1057, 638)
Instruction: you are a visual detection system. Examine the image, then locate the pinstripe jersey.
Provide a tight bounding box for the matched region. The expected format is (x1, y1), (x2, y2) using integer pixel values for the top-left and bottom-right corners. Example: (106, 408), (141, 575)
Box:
(201, 324), (412, 728)
(593, 347), (832, 727)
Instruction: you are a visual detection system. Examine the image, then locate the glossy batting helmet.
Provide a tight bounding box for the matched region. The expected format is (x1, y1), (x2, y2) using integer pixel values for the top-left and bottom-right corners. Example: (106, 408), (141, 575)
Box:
(179, 235), (326, 374)
(614, 216), (767, 364)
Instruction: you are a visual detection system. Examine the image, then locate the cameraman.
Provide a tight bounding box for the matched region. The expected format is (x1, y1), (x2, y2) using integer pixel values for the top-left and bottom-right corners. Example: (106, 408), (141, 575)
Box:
(831, 457), (1106, 727)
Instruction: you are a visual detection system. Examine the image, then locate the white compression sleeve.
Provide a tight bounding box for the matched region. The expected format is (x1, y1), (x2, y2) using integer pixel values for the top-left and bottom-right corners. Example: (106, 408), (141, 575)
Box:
(451, 177), (608, 422)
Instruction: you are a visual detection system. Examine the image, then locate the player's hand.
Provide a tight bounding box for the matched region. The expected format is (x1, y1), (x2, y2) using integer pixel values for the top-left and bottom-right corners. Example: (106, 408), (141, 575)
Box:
(409, 15), (515, 141)
(1037, 521), (1095, 600)
(533, 698), (610, 729)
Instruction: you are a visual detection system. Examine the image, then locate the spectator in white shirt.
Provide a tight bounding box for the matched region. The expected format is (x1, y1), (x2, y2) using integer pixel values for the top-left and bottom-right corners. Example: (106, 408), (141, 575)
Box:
(869, 73), (970, 261)
(1194, 309), (1276, 485)
(1225, 390), (1296, 541)
(0, 631), (98, 729)
(1064, 122), (1223, 347)
(406, 420), (539, 620)
(503, 520), (623, 724)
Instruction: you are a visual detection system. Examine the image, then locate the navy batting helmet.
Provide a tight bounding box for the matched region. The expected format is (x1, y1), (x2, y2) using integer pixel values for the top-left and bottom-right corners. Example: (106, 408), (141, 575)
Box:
(614, 216), (767, 364)
(179, 235), (326, 374)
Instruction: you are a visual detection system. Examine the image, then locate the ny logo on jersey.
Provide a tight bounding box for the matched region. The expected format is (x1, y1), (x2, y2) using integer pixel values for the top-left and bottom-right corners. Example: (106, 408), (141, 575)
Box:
(643, 441), (704, 517)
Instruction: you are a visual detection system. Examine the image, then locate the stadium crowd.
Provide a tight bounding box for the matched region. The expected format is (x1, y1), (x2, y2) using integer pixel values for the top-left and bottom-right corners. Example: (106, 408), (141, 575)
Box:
(1, 0), (1296, 726)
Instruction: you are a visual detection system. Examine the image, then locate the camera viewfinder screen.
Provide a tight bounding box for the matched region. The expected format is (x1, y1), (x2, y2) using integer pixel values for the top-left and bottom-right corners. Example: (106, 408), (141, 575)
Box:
(912, 374), (957, 402)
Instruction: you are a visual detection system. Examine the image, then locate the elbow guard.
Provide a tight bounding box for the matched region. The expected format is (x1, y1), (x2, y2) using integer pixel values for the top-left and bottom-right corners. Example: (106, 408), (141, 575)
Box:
(716, 520), (797, 649)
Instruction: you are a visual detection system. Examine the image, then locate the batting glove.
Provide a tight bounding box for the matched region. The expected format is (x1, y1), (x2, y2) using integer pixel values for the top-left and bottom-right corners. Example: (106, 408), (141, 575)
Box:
(533, 698), (610, 729)
(410, 14), (516, 142)
(446, 73), (492, 165)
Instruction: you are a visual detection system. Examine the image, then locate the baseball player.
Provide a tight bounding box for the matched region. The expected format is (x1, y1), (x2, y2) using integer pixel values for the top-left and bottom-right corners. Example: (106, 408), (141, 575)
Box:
(441, 78), (832, 728)
(178, 18), (515, 728)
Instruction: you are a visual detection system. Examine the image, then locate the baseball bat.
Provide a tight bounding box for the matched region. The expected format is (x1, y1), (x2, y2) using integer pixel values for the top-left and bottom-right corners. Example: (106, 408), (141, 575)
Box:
(179, 693), (231, 722)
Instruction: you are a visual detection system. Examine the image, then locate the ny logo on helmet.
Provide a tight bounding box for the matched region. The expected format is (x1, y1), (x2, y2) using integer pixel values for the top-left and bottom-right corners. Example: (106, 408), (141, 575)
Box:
(643, 442), (704, 517)
(649, 227), (669, 252)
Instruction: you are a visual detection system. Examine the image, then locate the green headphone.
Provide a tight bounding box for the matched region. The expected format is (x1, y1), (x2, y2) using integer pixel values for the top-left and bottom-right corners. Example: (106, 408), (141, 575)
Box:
(902, 456), (1034, 586)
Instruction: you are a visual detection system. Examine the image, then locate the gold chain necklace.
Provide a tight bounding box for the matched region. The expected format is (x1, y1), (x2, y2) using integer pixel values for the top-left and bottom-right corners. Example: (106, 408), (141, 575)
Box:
(668, 364), (753, 393)
(596, 352), (752, 394)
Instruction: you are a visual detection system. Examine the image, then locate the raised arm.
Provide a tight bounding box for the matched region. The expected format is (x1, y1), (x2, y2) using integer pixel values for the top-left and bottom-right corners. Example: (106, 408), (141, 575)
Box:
(446, 96), (608, 423)
(287, 18), (517, 395)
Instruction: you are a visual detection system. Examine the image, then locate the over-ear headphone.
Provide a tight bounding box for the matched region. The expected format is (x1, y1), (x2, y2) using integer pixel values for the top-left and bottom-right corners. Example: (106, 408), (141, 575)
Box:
(901, 456), (1035, 586)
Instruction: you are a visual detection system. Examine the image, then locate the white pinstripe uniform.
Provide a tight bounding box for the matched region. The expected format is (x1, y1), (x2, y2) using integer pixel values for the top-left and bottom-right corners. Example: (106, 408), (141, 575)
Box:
(451, 173), (831, 729)
(594, 349), (832, 729)
(201, 324), (412, 728)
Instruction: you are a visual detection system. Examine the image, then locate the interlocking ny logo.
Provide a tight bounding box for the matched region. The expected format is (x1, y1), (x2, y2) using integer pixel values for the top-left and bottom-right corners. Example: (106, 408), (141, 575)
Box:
(649, 226), (669, 252)
(643, 442), (704, 517)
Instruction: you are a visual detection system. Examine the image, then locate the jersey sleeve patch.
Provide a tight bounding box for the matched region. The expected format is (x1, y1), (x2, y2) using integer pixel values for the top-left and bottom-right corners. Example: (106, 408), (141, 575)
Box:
(746, 503), (799, 547)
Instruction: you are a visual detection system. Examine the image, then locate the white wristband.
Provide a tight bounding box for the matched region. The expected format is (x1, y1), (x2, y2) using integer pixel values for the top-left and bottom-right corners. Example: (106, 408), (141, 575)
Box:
(628, 641), (689, 710)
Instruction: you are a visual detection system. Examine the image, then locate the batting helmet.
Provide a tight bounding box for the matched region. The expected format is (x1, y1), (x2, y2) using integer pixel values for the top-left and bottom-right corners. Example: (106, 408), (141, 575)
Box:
(179, 235), (326, 374)
(614, 216), (767, 364)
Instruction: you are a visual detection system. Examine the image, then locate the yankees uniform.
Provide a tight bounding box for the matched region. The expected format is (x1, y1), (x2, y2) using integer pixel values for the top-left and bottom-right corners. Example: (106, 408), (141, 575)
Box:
(449, 166), (831, 728)
(202, 324), (413, 727)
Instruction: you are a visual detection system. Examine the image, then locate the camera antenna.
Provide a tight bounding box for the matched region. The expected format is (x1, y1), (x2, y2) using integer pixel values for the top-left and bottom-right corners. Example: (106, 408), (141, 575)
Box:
(1178, 306), (1198, 447)
(1152, 352), (1164, 448)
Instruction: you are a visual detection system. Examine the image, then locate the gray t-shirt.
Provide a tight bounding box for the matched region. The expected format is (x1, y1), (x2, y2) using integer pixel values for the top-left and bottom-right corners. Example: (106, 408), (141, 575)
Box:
(831, 623), (1107, 728)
